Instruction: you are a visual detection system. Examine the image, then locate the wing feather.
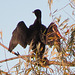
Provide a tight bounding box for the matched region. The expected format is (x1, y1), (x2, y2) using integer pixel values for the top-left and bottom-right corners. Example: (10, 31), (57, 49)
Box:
(46, 22), (61, 52)
(9, 21), (28, 52)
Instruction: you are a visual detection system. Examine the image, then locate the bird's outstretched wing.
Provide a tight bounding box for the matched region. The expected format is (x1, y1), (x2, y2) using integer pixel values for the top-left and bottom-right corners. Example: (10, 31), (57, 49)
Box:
(40, 22), (61, 52)
(46, 22), (61, 52)
(9, 21), (28, 52)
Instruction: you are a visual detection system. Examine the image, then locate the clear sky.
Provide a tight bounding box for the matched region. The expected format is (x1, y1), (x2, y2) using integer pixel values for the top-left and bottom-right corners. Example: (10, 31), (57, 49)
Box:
(0, 0), (74, 73)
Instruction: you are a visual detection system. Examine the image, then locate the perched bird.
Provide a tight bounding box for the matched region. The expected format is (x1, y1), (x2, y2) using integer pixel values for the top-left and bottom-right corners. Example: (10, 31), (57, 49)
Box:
(28, 9), (46, 57)
(9, 9), (63, 59)
(8, 9), (46, 58)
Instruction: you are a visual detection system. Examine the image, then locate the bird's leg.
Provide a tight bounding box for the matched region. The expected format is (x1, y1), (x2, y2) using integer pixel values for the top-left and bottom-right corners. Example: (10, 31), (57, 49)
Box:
(14, 51), (20, 56)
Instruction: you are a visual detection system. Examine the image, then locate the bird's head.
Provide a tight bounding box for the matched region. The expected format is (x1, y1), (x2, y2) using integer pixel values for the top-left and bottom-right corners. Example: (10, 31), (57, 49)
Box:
(33, 9), (41, 19)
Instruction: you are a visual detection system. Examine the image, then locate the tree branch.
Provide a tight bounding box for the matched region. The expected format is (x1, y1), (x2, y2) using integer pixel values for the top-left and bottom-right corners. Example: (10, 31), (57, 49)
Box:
(0, 42), (30, 60)
(0, 54), (75, 66)
(0, 55), (32, 63)
(0, 42), (75, 66)
(48, 61), (75, 66)
(0, 42), (17, 55)
(0, 69), (11, 75)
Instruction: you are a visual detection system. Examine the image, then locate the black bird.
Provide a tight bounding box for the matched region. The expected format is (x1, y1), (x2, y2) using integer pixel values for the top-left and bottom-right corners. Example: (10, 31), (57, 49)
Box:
(8, 9), (46, 58)
(9, 9), (63, 59)
(28, 9), (46, 57)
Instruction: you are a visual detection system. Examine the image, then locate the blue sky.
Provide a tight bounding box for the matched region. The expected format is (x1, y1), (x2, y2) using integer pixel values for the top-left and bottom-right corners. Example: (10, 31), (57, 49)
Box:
(0, 0), (75, 73)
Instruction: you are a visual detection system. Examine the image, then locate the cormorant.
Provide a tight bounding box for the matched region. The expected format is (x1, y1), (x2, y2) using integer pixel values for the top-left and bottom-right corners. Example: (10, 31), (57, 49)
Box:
(9, 9), (63, 59)
(8, 9), (46, 58)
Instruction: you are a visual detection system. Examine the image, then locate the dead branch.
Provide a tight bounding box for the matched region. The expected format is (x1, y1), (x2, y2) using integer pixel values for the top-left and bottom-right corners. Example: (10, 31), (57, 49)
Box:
(0, 55), (32, 63)
(0, 42), (17, 55)
(0, 69), (11, 75)
(48, 61), (75, 66)
(0, 54), (75, 66)
(0, 42), (31, 60)
(0, 42), (75, 66)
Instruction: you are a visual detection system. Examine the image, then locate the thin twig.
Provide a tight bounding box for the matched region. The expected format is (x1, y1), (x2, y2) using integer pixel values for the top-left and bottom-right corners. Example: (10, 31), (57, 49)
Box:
(0, 42), (31, 60)
(63, 10), (75, 22)
(0, 55), (32, 63)
(0, 42), (21, 56)
(57, 3), (70, 12)
(0, 42), (75, 66)
(0, 69), (11, 75)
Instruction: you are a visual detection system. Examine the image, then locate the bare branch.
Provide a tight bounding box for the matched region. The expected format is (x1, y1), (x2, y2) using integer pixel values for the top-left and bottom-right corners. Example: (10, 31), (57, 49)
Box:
(0, 55), (32, 63)
(0, 42), (32, 60)
(0, 69), (11, 75)
(0, 54), (75, 66)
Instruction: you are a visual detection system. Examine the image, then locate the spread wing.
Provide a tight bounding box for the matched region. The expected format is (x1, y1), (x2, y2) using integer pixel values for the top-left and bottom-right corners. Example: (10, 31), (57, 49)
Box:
(9, 21), (28, 52)
(46, 22), (61, 52)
